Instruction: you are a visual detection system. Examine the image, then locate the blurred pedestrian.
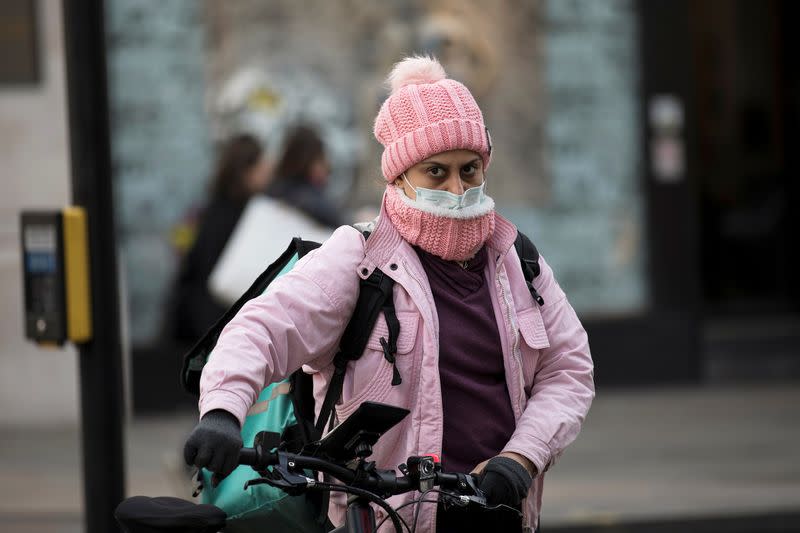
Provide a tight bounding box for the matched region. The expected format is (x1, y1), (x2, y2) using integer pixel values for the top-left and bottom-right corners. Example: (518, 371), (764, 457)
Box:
(267, 123), (346, 228)
(206, 124), (344, 305)
(164, 133), (271, 345)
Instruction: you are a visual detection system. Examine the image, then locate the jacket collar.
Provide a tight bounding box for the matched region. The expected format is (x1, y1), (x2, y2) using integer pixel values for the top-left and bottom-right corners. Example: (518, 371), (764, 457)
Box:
(362, 190), (406, 269)
(485, 210), (518, 262)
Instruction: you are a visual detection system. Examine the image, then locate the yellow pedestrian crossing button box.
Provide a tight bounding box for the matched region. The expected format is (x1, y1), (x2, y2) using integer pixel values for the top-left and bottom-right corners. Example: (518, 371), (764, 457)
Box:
(21, 208), (92, 345)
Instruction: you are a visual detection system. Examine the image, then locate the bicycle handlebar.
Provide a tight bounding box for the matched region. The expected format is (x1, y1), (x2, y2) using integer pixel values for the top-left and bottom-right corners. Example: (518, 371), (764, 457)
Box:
(237, 447), (260, 467)
(235, 445), (490, 533)
(238, 446), (481, 498)
(239, 448), (370, 488)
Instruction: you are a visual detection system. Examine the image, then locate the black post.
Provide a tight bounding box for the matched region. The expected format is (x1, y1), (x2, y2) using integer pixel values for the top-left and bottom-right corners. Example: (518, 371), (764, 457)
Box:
(61, 1), (126, 532)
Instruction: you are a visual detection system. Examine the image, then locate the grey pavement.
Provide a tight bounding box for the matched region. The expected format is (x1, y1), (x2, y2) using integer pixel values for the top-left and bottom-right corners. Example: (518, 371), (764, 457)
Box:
(1, 382), (798, 532)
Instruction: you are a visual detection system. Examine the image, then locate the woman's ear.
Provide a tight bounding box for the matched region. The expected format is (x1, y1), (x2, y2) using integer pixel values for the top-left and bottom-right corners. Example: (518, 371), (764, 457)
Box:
(393, 175), (415, 200)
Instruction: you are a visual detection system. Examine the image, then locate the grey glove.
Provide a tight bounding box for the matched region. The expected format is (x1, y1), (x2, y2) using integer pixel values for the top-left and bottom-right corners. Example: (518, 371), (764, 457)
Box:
(183, 409), (242, 486)
(477, 456), (533, 508)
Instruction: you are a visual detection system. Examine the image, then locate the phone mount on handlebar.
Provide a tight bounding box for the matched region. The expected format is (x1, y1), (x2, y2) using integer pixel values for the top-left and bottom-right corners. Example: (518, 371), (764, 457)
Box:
(302, 401), (410, 462)
(244, 403), (409, 497)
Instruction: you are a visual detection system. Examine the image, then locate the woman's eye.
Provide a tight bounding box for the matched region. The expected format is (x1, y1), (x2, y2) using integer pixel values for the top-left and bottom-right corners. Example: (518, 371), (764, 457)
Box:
(461, 164), (476, 176)
(428, 167), (445, 177)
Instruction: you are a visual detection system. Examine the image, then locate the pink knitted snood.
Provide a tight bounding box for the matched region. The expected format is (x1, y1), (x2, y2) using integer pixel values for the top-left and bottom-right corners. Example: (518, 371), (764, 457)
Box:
(384, 185), (496, 262)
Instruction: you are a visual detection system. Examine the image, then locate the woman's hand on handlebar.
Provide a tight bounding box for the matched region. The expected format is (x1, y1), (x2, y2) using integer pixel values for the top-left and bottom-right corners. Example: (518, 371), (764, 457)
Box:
(183, 409), (243, 486)
(471, 453), (535, 508)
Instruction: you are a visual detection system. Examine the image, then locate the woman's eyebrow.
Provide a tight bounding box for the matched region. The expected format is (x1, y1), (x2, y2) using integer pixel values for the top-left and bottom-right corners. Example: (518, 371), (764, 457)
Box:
(419, 157), (482, 167)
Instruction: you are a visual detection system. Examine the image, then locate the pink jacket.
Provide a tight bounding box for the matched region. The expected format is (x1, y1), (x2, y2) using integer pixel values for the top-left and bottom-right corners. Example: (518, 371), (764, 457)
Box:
(199, 194), (595, 532)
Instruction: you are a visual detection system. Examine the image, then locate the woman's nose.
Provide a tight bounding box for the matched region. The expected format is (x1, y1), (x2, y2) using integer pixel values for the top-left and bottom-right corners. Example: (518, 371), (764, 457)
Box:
(443, 172), (465, 194)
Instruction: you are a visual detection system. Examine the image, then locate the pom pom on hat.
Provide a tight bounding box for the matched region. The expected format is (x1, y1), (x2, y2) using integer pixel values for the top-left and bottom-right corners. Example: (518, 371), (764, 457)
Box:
(386, 55), (447, 93)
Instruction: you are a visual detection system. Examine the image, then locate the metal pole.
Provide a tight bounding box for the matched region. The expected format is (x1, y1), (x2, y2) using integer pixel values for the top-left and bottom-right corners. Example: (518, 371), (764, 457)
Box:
(61, 1), (126, 532)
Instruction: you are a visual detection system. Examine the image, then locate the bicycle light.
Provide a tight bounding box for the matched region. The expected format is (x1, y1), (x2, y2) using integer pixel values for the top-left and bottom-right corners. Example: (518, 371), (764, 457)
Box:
(407, 455), (439, 492)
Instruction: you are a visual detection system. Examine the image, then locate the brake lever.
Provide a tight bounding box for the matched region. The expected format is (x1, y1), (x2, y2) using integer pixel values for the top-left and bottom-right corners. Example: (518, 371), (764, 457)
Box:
(451, 493), (488, 507)
(243, 453), (316, 496)
(439, 473), (487, 508)
(191, 468), (204, 498)
(465, 473), (485, 502)
(243, 470), (315, 496)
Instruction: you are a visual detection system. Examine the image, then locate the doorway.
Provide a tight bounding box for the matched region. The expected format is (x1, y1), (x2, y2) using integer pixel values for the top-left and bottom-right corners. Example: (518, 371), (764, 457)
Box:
(689, 0), (800, 379)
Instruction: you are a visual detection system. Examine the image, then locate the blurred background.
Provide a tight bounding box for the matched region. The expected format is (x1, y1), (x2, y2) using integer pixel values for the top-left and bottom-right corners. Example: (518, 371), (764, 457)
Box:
(1, 0), (798, 532)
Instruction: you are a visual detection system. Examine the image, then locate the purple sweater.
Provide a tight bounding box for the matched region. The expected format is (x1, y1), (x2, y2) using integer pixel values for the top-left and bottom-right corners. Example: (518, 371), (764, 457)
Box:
(415, 246), (517, 475)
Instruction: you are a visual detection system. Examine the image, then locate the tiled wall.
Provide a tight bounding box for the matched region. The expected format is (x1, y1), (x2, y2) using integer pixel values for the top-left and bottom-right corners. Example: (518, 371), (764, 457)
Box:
(106, 0), (212, 342)
(505, 0), (646, 316)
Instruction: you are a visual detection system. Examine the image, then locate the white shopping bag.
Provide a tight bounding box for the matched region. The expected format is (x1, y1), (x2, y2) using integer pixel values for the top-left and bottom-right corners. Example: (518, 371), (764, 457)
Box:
(208, 196), (333, 305)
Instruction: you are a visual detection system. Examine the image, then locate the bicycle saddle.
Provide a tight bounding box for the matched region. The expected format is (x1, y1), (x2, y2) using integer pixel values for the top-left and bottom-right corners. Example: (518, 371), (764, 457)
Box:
(115, 496), (226, 533)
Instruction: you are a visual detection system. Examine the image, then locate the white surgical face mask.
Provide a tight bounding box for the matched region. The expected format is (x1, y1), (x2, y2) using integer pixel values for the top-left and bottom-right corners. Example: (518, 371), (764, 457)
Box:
(402, 173), (487, 210)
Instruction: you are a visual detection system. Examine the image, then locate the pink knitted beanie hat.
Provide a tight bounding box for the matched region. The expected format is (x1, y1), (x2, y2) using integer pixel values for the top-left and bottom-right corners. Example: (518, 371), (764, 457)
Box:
(373, 56), (492, 181)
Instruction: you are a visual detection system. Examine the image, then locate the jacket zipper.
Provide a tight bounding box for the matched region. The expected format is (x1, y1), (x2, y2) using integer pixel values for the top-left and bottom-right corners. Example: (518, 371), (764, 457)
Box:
(401, 260), (442, 533)
(403, 259), (437, 339)
(496, 257), (534, 531)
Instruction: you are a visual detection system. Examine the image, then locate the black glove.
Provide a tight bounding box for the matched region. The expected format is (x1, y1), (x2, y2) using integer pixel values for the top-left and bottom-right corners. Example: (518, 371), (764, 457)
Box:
(477, 456), (533, 507)
(183, 409), (242, 486)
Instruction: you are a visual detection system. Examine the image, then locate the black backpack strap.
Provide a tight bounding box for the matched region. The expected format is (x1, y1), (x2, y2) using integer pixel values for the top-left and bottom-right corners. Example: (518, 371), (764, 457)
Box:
(379, 297), (402, 386)
(180, 237), (322, 395)
(286, 370), (316, 449)
(311, 227), (387, 529)
(514, 231), (544, 306)
(314, 266), (396, 436)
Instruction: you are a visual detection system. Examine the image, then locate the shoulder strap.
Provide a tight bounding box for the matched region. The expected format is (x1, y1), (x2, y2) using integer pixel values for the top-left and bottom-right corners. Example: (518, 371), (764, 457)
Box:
(314, 265), (395, 435)
(313, 230), (399, 436)
(514, 231), (545, 306)
(180, 237), (322, 395)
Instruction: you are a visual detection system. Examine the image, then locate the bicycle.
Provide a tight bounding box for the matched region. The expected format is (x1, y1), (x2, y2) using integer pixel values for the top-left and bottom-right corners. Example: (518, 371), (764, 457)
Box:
(116, 401), (520, 533)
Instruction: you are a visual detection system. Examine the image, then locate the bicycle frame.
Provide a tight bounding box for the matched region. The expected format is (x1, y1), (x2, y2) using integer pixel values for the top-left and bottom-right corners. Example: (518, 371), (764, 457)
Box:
(339, 497), (377, 533)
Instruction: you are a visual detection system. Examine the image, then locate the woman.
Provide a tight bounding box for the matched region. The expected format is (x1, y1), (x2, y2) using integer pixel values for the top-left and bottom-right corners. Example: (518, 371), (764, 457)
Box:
(167, 133), (271, 344)
(184, 56), (594, 532)
(267, 123), (346, 229)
